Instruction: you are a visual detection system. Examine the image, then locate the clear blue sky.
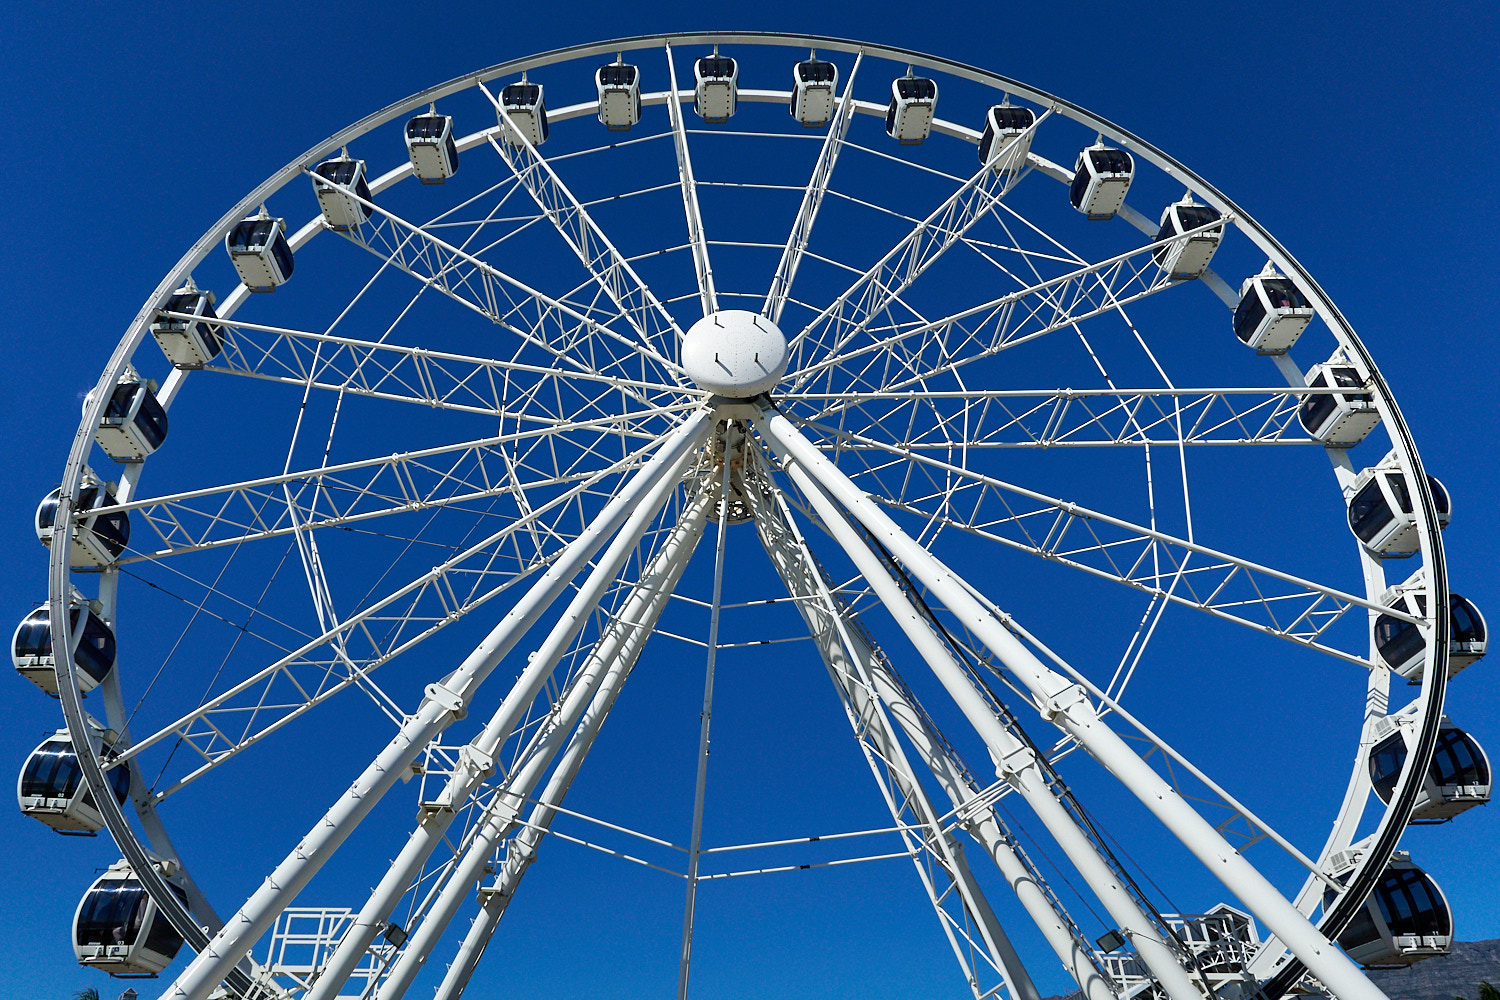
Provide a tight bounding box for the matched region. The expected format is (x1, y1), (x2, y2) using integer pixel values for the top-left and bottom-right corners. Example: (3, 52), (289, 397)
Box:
(2, 3), (1497, 999)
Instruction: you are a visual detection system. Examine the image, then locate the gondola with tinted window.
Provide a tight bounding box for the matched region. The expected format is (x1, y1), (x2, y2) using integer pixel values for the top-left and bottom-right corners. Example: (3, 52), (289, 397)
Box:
(1069, 143), (1134, 219)
(13, 598), (115, 696)
(18, 729), (130, 834)
(225, 207), (293, 291)
(311, 150), (372, 231)
(1345, 453), (1450, 557)
(36, 472), (130, 569)
(74, 860), (189, 975)
(88, 371), (168, 462)
(694, 49), (738, 123)
(405, 105), (458, 183)
(596, 58), (641, 131)
(1234, 267), (1313, 352)
(150, 280), (219, 368)
(1299, 355), (1380, 447)
(978, 104), (1036, 177)
(791, 54), (838, 127)
(1153, 198), (1222, 279)
(885, 71), (937, 145)
(1368, 713), (1490, 821)
(499, 76), (548, 147)
(1327, 851), (1452, 967)
(1373, 568), (1487, 681)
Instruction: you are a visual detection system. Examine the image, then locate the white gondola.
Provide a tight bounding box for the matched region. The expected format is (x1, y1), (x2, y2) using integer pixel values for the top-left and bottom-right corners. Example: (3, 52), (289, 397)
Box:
(225, 207), (293, 291)
(978, 104), (1036, 177)
(88, 370), (168, 462)
(885, 71), (937, 145)
(12, 598), (115, 696)
(1299, 356), (1380, 447)
(595, 58), (641, 131)
(36, 472), (130, 569)
(1368, 714), (1490, 821)
(694, 50), (738, 124)
(1345, 452), (1451, 557)
(1152, 198), (1223, 280)
(311, 150), (372, 231)
(18, 729), (129, 834)
(790, 54), (838, 127)
(405, 105), (458, 183)
(1374, 568), (1487, 681)
(150, 280), (220, 368)
(74, 860), (189, 975)
(1327, 851), (1452, 967)
(1069, 143), (1134, 219)
(1234, 267), (1313, 352)
(499, 77), (549, 147)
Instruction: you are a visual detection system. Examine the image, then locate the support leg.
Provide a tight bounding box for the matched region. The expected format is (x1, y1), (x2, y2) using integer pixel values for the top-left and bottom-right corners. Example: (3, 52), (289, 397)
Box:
(763, 423), (1204, 1000)
(748, 471), (1043, 1000)
(162, 411), (710, 1000)
(760, 409), (1391, 1000)
(429, 484), (710, 1000)
(303, 433), (706, 1000)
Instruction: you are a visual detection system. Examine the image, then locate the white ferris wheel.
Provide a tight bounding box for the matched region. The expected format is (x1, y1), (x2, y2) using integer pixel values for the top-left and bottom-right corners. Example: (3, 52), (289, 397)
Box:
(20, 31), (1489, 1000)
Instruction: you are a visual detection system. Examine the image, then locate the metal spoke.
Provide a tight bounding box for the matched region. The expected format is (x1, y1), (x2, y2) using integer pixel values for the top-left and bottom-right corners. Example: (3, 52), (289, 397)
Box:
(484, 84), (685, 368)
(786, 111), (1050, 382)
(665, 42), (717, 316)
(762, 53), (862, 324)
(787, 216), (1222, 398)
(783, 412), (1414, 662)
(783, 386), (1323, 448)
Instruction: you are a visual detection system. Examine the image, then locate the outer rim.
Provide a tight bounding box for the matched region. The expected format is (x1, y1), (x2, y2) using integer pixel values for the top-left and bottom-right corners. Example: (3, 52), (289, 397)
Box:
(46, 30), (1447, 995)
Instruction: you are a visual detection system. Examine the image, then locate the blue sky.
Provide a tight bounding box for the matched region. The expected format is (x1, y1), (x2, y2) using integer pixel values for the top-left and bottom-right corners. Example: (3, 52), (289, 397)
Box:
(2, 3), (1498, 1000)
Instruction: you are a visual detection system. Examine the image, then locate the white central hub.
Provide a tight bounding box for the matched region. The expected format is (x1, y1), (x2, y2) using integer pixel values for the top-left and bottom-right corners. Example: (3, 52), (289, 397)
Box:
(681, 310), (789, 398)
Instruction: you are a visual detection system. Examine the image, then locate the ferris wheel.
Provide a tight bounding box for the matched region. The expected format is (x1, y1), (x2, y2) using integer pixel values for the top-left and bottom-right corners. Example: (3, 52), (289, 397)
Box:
(20, 31), (1489, 1000)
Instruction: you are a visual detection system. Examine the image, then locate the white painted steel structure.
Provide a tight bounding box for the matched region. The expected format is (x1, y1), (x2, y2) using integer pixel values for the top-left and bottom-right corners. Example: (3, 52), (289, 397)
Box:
(30, 32), (1476, 1000)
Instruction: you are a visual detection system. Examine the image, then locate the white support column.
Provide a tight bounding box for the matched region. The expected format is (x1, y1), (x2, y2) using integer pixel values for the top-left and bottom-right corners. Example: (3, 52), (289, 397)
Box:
(868, 658), (1117, 1000)
(748, 474), (1043, 1000)
(302, 442), (705, 1000)
(429, 487), (711, 1000)
(677, 426), (736, 1000)
(759, 408), (1392, 1000)
(761, 437), (1199, 1000)
(161, 410), (711, 1000)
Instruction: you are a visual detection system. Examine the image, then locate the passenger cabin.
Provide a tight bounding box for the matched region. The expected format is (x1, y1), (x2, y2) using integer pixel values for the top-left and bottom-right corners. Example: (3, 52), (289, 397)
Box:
(1234, 269), (1313, 353)
(499, 79), (549, 147)
(18, 730), (129, 834)
(886, 73), (937, 145)
(1374, 568), (1487, 681)
(12, 601), (116, 696)
(405, 106), (458, 183)
(225, 209), (293, 291)
(36, 475), (130, 569)
(791, 56), (838, 127)
(74, 861), (188, 975)
(1069, 144), (1134, 220)
(596, 60), (641, 131)
(1345, 454), (1450, 557)
(150, 282), (220, 368)
(978, 105), (1036, 177)
(312, 152), (372, 231)
(1153, 200), (1223, 279)
(694, 52), (738, 123)
(90, 373), (168, 462)
(1368, 714), (1490, 821)
(1299, 358), (1379, 447)
(1329, 852), (1452, 967)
